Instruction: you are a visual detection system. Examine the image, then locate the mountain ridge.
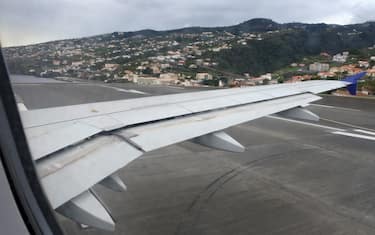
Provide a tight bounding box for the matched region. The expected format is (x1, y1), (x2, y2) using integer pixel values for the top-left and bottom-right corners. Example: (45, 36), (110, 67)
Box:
(6, 18), (375, 48)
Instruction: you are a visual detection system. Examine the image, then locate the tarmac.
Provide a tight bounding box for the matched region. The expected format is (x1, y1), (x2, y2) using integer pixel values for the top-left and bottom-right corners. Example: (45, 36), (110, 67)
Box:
(11, 75), (375, 235)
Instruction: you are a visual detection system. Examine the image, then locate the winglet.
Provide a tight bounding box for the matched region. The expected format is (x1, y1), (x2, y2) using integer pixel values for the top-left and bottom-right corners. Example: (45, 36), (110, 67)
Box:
(342, 72), (366, 95)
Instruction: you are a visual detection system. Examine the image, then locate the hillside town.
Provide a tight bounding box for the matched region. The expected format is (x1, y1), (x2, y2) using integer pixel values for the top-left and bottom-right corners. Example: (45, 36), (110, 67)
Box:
(3, 27), (375, 95)
(3, 30), (265, 86)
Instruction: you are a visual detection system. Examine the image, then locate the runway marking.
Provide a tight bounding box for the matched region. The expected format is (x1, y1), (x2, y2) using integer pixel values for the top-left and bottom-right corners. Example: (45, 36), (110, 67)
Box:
(354, 129), (375, 136)
(332, 131), (375, 141)
(14, 82), (150, 95)
(320, 118), (375, 132)
(100, 85), (149, 95)
(127, 89), (149, 95)
(310, 104), (360, 112)
(267, 116), (345, 132)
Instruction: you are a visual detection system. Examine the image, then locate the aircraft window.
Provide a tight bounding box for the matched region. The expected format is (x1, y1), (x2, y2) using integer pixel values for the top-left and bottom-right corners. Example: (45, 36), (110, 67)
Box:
(1, 1), (375, 234)
(0, 50), (63, 234)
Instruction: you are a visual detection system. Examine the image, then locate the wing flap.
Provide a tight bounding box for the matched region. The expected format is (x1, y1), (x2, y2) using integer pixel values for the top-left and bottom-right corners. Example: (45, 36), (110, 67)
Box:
(36, 135), (142, 208)
(27, 122), (101, 160)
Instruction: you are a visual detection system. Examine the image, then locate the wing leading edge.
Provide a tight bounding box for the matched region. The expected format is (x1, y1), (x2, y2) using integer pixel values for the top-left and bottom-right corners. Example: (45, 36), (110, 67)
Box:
(20, 73), (365, 231)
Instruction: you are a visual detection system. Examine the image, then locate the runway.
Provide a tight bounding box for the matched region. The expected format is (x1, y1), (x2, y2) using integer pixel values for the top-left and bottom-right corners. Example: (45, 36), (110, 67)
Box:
(11, 75), (375, 235)
(11, 75), (211, 109)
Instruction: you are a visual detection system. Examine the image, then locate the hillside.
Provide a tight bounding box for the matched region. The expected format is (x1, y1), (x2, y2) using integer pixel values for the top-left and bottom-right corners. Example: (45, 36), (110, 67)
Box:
(209, 23), (375, 75)
(3, 18), (375, 79)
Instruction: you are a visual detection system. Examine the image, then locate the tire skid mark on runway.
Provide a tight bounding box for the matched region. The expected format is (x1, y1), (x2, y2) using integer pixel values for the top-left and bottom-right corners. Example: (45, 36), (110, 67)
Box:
(174, 148), (309, 235)
(175, 144), (375, 235)
(246, 171), (375, 232)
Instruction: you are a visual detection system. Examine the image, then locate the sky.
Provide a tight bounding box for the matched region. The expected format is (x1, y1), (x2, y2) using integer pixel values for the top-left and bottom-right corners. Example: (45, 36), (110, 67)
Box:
(1, 0), (375, 47)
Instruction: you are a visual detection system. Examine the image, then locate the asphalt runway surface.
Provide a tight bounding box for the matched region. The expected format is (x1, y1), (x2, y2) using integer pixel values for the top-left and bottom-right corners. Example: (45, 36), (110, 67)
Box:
(11, 75), (375, 235)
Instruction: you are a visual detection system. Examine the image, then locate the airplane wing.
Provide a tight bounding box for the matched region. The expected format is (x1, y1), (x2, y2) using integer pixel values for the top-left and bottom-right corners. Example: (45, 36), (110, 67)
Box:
(19, 72), (366, 231)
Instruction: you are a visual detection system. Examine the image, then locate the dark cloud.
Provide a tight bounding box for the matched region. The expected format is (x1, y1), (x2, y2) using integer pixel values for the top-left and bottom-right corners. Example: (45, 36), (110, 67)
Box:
(0, 0), (374, 46)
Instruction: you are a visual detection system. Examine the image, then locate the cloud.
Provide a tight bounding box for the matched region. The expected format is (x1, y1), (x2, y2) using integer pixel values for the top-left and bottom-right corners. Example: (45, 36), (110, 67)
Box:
(1, 0), (374, 47)
(349, 1), (375, 23)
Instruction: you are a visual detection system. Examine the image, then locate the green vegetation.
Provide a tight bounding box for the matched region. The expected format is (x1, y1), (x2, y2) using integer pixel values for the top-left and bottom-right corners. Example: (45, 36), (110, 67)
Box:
(208, 23), (375, 76)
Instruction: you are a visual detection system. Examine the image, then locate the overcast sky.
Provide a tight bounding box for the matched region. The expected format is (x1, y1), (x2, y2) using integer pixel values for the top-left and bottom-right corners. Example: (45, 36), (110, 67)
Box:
(1, 0), (375, 47)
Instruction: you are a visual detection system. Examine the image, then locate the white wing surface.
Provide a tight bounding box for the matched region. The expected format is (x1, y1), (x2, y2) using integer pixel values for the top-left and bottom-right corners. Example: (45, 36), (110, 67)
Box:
(19, 75), (364, 231)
